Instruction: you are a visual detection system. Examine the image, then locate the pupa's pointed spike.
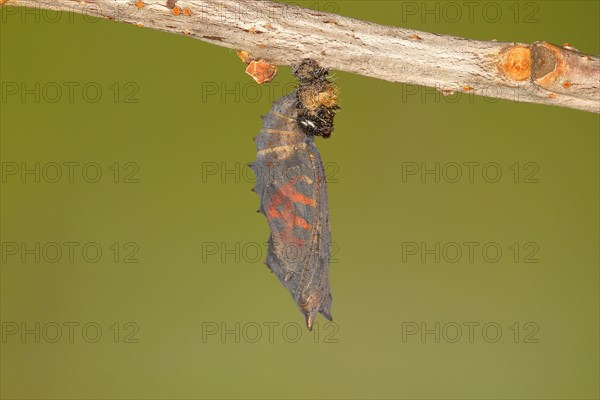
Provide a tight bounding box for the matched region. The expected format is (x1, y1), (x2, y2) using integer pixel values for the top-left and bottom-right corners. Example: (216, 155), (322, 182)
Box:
(263, 260), (274, 272)
(302, 304), (319, 331)
(305, 312), (315, 331)
(321, 295), (333, 321)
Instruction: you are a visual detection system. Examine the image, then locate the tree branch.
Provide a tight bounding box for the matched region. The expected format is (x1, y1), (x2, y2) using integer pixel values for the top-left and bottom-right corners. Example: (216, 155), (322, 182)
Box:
(3, 0), (599, 113)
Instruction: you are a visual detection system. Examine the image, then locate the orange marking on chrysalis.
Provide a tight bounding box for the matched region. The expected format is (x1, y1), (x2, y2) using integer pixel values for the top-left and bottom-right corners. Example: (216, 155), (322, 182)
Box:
(279, 176), (316, 207)
(287, 190), (316, 207)
(266, 176), (315, 246)
(173, 6), (181, 15)
(183, 8), (191, 16)
(136, 0), (144, 9)
(294, 215), (312, 230)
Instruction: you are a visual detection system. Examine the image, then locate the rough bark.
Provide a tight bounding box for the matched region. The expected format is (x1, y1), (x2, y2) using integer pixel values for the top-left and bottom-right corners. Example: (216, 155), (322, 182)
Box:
(2, 0), (599, 113)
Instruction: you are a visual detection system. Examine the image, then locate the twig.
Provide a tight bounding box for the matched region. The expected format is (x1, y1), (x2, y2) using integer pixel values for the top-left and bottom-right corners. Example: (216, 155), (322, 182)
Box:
(3, 0), (599, 113)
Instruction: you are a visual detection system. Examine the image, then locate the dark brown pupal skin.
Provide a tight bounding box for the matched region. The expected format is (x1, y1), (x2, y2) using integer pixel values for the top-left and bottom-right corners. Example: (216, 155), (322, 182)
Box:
(250, 91), (333, 330)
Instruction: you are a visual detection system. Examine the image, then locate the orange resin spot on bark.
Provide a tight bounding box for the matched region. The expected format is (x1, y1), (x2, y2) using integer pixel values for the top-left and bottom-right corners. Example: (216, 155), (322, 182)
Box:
(237, 50), (251, 64)
(136, 0), (144, 9)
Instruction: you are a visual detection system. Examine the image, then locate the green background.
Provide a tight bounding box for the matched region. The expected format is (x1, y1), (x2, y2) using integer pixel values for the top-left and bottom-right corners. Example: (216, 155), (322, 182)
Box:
(1, 1), (598, 398)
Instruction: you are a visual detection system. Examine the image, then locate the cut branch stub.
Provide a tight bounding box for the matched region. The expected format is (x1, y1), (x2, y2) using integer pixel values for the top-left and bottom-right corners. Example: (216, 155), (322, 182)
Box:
(499, 41), (600, 110)
(531, 41), (600, 104)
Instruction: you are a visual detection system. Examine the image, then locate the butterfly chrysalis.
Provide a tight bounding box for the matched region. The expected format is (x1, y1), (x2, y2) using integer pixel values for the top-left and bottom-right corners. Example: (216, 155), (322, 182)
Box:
(250, 60), (338, 329)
